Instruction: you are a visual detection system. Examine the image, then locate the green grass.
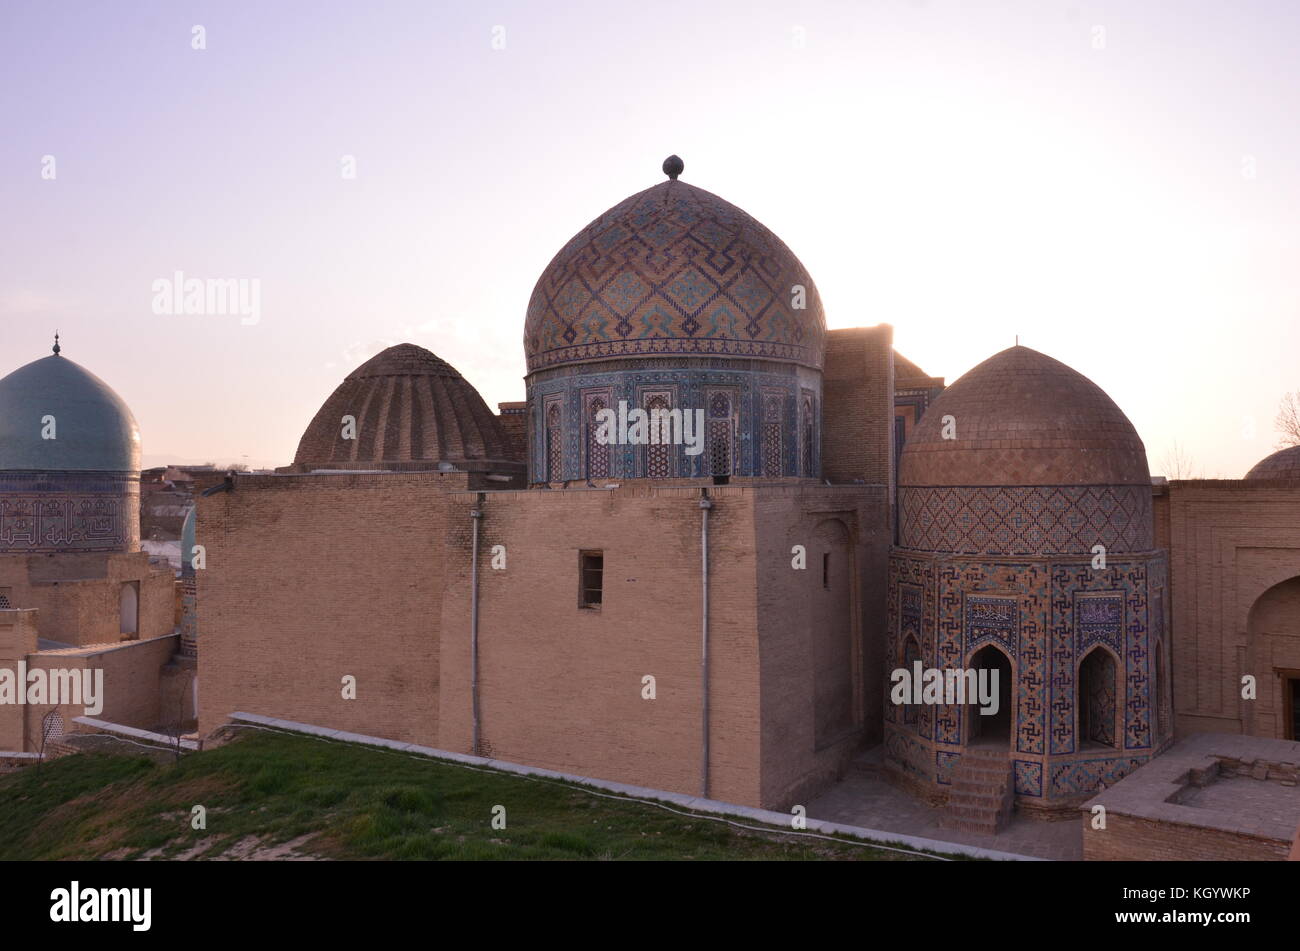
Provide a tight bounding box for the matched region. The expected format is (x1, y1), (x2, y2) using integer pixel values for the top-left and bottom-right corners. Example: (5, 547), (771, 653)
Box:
(0, 730), (957, 860)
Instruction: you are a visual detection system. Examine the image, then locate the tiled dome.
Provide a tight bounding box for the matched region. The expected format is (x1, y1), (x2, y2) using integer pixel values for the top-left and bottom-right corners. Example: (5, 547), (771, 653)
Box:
(899, 346), (1150, 488)
(1244, 445), (1300, 481)
(523, 171), (826, 373)
(0, 351), (140, 472)
(291, 344), (517, 471)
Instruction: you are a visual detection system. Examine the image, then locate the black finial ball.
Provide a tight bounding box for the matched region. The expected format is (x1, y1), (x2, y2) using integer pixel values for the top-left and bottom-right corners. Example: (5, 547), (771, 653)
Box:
(663, 155), (684, 180)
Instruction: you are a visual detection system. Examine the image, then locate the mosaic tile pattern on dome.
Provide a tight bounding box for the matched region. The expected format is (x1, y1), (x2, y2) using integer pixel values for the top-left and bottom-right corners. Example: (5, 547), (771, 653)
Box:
(524, 181), (826, 372)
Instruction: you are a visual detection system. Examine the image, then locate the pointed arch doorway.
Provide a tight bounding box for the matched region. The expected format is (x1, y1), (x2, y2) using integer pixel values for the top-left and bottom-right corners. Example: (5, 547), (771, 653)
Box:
(968, 644), (1012, 748)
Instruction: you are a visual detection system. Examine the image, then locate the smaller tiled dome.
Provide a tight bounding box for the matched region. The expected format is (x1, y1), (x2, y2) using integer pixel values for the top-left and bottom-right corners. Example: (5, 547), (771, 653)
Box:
(1244, 445), (1300, 481)
(291, 344), (518, 471)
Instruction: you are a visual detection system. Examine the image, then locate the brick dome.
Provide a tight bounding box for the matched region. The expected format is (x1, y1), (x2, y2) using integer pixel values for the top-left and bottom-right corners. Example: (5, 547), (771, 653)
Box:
(897, 346), (1153, 556)
(1244, 445), (1300, 481)
(290, 344), (517, 471)
(523, 172), (826, 373)
(900, 346), (1150, 488)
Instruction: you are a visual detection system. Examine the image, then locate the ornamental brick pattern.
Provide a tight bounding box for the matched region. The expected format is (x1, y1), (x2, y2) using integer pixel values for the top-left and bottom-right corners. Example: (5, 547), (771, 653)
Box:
(898, 484), (1153, 555)
(523, 179), (826, 373)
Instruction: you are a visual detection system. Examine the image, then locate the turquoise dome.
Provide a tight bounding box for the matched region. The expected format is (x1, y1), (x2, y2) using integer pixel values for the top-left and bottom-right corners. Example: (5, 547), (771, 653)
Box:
(0, 353), (141, 472)
(181, 505), (196, 572)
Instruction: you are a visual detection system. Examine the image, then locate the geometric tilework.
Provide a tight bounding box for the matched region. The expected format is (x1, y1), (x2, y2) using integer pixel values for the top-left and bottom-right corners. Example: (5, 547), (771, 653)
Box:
(886, 548), (1165, 800)
(1048, 756), (1147, 797)
(525, 359), (819, 481)
(1014, 759), (1043, 797)
(524, 180), (825, 374)
(899, 484), (1154, 555)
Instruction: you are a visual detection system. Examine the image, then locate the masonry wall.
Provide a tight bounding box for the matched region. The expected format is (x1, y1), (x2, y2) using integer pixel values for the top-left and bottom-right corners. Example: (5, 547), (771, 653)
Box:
(1164, 481), (1300, 738)
(822, 325), (895, 489)
(0, 552), (172, 646)
(196, 472), (458, 744)
(753, 484), (890, 809)
(1082, 813), (1292, 861)
(0, 609), (38, 750)
(439, 484), (764, 806)
(24, 633), (180, 742)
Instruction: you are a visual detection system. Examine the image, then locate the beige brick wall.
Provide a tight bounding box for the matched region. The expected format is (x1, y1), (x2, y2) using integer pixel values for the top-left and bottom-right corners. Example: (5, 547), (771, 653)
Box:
(196, 472), (457, 743)
(438, 485), (764, 805)
(0, 551), (172, 646)
(823, 325), (895, 490)
(1165, 481), (1300, 738)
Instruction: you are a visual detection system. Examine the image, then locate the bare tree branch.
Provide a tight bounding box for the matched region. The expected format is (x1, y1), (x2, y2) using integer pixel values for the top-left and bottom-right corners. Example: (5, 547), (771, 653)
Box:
(1275, 392), (1300, 449)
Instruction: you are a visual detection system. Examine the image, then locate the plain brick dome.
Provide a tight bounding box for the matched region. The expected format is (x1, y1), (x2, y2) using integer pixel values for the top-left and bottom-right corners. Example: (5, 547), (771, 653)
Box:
(1244, 445), (1300, 481)
(292, 343), (515, 470)
(899, 345), (1151, 487)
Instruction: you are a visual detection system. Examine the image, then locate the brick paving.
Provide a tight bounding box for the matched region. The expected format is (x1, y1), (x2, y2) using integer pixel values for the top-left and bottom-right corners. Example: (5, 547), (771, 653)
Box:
(807, 747), (1082, 860)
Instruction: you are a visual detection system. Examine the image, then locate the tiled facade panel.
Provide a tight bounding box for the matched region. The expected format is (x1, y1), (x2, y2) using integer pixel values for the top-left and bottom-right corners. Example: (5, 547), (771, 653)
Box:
(885, 549), (1165, 802)
(0, 472), (138, 553)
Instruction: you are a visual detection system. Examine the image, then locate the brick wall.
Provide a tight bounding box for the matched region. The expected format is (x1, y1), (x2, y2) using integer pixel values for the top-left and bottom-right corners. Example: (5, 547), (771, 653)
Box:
(1082, 812), (1292, 861)
(438, 484), (764, 805)
(1165, 481), (1300, 738)
(753, 484), (890, 808)
(0, 551), (172, 646)
(822, 325), (895, 490)
(196, 471), (458, 744)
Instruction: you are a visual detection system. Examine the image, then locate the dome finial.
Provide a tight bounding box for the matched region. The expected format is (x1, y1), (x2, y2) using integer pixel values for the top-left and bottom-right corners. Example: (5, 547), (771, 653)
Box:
(662, 155), (684, 181)
(52, 331), (61, 356)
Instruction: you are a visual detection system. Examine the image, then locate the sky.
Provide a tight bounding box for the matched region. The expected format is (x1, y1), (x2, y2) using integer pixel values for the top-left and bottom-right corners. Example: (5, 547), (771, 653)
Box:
(2, 0), (1297, 475)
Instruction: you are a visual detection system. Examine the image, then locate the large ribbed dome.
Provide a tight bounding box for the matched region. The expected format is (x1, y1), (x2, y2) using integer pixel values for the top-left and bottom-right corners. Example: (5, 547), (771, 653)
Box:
(291, 344), (517, 471)
(0, 351), (140, 472)
(523, 172), (826, 373)
(900, 346), (1150, 487)
(897, 346), (1153, 556)
(1245, 445), (1300, 481)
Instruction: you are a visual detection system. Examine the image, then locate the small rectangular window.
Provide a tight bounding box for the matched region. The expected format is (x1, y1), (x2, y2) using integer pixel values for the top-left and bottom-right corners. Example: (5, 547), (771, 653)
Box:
(822, 553), (830, 590)
(580, 551), (603, 609)
(0, 588), (12, 610)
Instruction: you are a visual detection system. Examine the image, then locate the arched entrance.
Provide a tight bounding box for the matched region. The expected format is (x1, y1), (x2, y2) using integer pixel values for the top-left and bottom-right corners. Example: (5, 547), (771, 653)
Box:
(1079, 646), (1119, 749)
(968, 644), (1012, 747)
(119, 582), (138, 637)
(1247, 576), (1300, 740)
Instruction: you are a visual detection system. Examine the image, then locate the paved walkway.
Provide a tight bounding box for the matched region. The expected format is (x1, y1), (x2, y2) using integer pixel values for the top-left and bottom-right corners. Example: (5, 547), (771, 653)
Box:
(808, 748), (1083, 861)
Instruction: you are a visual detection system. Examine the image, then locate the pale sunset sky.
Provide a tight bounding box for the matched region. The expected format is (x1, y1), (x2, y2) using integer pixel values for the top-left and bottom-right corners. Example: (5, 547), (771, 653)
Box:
(2, 0), (1297, 475)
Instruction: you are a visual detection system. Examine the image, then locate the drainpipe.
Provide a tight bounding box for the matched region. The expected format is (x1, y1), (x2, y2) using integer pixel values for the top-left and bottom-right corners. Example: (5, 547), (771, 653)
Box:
(470, 496), (484, 755)
(699, 488), (713, 798)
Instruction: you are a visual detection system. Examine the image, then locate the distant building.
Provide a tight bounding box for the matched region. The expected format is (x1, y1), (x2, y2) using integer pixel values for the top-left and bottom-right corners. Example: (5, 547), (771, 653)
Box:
(0, 340), (192, 752)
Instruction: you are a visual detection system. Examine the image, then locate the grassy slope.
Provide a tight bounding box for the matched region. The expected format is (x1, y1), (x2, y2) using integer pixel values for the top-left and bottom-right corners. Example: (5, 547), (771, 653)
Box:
(0, 730), (960, 861)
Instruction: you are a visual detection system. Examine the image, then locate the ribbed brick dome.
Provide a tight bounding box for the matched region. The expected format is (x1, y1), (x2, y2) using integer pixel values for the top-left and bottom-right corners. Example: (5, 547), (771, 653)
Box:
(900, 346), (1150, 488)
(291, 344), (516, 471)
(523, 172), (826, 373)
(1245, 445), (1300, 481)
